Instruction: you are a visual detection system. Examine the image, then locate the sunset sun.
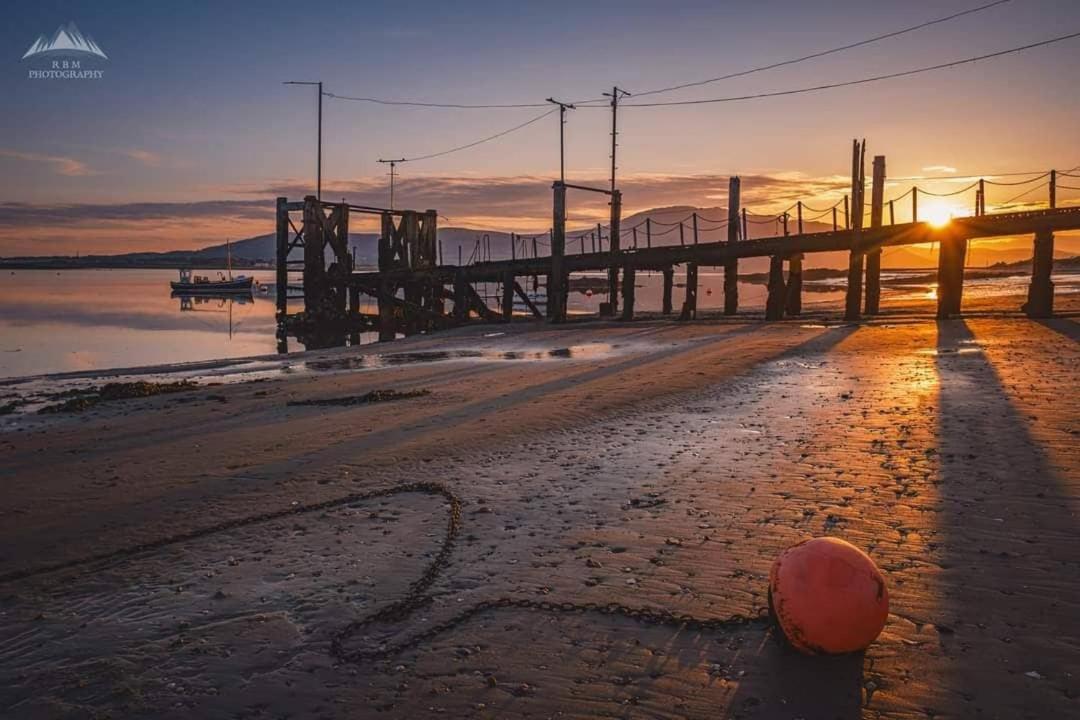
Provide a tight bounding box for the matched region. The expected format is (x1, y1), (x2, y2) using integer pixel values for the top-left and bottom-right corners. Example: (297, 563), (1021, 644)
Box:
(923, 202), (956, 228)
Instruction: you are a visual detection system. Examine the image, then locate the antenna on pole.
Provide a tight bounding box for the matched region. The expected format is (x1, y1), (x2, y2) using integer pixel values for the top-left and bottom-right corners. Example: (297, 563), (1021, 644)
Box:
(545, 98), (576, 183)
(601, 86), (631, 196)
(283, 80), (323, 202)
(377, 158), (406, 210)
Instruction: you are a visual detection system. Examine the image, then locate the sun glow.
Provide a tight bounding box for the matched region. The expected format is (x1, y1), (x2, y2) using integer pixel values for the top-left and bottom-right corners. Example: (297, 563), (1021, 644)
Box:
(923, 202), (956, 228)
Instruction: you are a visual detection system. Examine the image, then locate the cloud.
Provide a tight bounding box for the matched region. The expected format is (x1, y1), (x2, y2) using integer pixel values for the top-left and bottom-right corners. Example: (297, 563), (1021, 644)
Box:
(0, 199), (269, 226)
(0, 171), (855, 255)
(121, 149), (163, 167)
(921, 165), (957, 174)
(0, 149), (97, 176)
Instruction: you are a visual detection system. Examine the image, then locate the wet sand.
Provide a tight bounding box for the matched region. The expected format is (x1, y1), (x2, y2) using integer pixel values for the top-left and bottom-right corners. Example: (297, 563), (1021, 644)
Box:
(1, 296), (1078, 719)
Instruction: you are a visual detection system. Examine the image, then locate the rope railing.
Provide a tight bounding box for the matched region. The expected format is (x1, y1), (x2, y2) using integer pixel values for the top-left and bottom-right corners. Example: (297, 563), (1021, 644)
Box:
(451, 166), (1075, 264)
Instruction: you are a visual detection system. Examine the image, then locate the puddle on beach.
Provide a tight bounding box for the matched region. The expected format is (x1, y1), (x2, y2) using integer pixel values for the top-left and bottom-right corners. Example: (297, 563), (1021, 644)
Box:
(303, 343), (614, 372)
(0, 343), (617, 420)
(917, 338), (984, 356)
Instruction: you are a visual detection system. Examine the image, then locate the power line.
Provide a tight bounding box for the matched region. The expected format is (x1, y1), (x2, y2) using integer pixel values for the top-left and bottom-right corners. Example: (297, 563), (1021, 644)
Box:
(318, 2), (1010, 111)
(323, 91), (547, 109)
(398, 109), (557, 163)
(623, 31), (1080, 107)
(631, 0), (1013, 98)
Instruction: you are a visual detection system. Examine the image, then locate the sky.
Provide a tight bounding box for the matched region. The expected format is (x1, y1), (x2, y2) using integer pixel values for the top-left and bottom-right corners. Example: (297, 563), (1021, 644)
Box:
(2, 0), (1080, 255)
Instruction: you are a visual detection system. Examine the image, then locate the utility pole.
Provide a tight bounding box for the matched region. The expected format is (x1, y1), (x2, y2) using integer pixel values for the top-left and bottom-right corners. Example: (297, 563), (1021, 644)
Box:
(377, 158), (405, 210)
(545, 98), (575, 183)
(602, 87), (631, 195)
(283, 80), (323, 202)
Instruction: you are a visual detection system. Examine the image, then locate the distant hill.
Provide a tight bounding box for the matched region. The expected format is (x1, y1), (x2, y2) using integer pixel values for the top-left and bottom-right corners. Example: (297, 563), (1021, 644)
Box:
(4, 204), (1077, 272)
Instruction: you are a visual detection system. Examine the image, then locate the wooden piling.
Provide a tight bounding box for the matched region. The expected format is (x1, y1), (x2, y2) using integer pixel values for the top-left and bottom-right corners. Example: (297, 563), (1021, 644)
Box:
(680, 263), (698, 320)
(550, 182), (568, 323)
(607, 190), (622, 317)
(1024, 229), (1055, 318)
(765, 255), (787, 321)
(453, 271), (468, 322)
(936, 231), (968, 318)
(302, 196), (327, 322)
(725, 176), (740, 315)
(785, 253), (803, 316)
(865, 155), (886, 315)
(502, 269), (515, 322)
(844, 140), (866, 321)
(378, 276), (397, 341)
(621, 264), (635, 321)
(662, 266), (674, 314)
(275, 197), (288, 319)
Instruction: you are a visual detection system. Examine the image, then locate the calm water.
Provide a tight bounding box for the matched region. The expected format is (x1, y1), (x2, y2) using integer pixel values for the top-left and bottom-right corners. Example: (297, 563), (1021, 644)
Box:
(1, 267), (1074, 379)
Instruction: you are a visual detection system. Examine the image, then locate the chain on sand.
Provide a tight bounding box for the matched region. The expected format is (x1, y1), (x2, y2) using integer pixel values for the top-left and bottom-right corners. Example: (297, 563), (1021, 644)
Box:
(0, 481), (771, 665)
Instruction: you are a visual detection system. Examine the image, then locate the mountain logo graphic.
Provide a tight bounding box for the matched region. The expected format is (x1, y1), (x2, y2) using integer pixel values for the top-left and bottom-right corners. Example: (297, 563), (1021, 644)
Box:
(22, 22), (108, 61)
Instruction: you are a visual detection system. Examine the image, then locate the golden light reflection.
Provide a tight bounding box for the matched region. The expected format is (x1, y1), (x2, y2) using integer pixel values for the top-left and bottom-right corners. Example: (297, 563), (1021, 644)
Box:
(925, 284), (938, 300)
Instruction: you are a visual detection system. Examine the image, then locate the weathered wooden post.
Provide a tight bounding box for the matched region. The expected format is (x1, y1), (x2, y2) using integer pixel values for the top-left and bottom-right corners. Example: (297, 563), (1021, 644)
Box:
(550, 181), (568, 323)
(912, 187), (918, 223)
(453, 270), (468, 322)
(1050, 170), (1057, 209)
(621, 264), (635, 321)
(765, 255), (787, 321)
(378, 275), (396, 341)
(785, 254), (803, 316)
(275, 197), (289, 320)
(680, 263), (698, 320)
(502, 269), (515, 322)
(936, 229), (968, 318)
(725, 176), (740, 315)
(662, 266), (674, 314)
(844, 140), (866, 321)
(1024, 229), (1055, 318)
(865, 155), (886, 315)
(646, 218), (652, 248)
(607, 190), (622, 317)
(302, 195), (332, 324)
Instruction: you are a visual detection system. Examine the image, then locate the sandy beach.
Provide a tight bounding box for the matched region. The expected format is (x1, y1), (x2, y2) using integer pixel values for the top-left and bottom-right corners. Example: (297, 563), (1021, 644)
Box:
(1, 293), (1078, 719)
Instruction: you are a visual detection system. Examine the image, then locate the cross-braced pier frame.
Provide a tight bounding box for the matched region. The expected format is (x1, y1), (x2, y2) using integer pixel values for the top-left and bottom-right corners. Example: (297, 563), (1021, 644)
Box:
(276, 144), (1080, 345)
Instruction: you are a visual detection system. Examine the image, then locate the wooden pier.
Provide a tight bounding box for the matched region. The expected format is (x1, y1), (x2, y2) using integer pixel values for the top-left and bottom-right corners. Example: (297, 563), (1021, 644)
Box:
(276, 144), (1080, 344)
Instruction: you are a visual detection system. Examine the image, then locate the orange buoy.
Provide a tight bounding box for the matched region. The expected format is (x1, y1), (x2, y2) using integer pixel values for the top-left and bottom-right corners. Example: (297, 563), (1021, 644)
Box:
(769, 537), (888, 655)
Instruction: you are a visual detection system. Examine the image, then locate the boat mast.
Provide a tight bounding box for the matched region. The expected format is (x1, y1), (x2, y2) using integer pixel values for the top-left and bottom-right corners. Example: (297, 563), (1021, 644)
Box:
(226, 237), (232, 280)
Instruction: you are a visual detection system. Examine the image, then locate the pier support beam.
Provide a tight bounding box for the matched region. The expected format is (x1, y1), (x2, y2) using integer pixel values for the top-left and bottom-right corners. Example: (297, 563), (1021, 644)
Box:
(378, 277), (396, 342)
(606, 190), (622, 317)
(724, 177), (740, 315)
(275, 197), (288, 320)
(621, 265), (636, 321)
(765, 255), (787, 321)
(662, 267), (674, 315)
(453, 271), (468, 322)
(1024, 229), (1055, 318)
(785, 254), (803, 316)
(865, 155), (886, 315)
(550, 182), (568, 323)
(844, 140), (867, 321)
(936, 233), (968, 318)
(502, 270), (515, 322)
(680, 263), (699, 320)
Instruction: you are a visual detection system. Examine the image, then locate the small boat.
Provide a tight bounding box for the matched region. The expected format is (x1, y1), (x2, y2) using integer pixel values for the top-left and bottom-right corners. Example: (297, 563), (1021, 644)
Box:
(169, 237), (254, 294)
(170, 270), (254, 293)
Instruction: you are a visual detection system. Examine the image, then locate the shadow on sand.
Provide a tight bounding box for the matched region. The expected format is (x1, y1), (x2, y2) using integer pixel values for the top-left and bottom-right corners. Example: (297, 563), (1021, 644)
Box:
(933, 319), (1078, 715)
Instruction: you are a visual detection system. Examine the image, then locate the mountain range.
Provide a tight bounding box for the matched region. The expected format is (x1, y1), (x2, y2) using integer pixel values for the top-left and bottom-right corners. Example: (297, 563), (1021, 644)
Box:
(3, 204), (1075, 271)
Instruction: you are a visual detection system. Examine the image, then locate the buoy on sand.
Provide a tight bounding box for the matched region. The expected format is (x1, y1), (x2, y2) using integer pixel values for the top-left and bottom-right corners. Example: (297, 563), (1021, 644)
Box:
(769, 537), (888, 654)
